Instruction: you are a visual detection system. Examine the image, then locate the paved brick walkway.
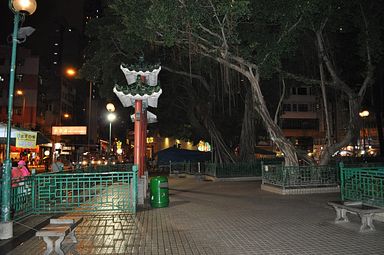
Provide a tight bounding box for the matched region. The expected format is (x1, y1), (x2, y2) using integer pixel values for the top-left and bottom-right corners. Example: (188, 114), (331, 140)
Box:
(6, 177), (384, 254)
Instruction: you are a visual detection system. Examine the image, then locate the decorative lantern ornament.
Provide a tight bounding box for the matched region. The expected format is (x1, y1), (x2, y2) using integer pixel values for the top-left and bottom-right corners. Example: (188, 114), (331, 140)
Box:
(114, 57), (162, 178)
(114, 59), (162, 108)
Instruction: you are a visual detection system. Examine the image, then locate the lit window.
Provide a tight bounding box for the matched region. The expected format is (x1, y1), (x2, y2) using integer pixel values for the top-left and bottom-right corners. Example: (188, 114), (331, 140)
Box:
(16, 74), (23, 82)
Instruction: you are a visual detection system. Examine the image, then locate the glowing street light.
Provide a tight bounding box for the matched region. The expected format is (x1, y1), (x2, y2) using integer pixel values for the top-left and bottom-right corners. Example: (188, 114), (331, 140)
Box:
(359, 110), (370, 154)
(106, 103), (115, 112)
(65, 67), (76, 77)
(107, 112), (116, 163)
(16, 89), (26, 121)
(1, 0), (37, 240)
(359, 110), (369, 118)
(59, 67), (76, 125)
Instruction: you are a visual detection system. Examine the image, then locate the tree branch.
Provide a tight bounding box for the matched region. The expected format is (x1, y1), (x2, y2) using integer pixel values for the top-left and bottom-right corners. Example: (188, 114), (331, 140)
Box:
(162, 65), (210, 91)
(357, 4), (374, 102)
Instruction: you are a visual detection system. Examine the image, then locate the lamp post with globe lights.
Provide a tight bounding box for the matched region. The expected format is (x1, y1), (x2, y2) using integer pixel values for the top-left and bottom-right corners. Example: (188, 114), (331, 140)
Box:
(16, 89), (26, 123)
(1, 0), (37, 240)
(359, 110), (370, 155)
(106, 103), (116, 163)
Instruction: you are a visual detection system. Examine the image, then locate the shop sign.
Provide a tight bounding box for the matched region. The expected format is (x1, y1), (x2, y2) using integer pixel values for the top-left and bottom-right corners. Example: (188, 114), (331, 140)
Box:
(16, 131), (37, 148)
(52, 126), (87, 135)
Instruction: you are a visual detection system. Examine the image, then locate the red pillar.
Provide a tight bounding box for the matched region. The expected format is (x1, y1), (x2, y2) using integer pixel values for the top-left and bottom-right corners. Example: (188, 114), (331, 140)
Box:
(134, 100), (142, 176)
(140, 110), (147, 175)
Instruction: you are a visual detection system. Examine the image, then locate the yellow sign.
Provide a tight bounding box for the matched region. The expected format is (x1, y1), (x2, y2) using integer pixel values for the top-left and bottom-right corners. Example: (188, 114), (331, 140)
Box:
(52, 126), (87, 135)
(16, 131), (37, 148)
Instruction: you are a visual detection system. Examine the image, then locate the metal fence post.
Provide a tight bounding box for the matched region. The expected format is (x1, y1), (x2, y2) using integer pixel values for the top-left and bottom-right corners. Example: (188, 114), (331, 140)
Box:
(31, 170), (36, 214)
(339, 162), (345, 201)
(132, 165), (138, 213)
(261, 161), (264, 184)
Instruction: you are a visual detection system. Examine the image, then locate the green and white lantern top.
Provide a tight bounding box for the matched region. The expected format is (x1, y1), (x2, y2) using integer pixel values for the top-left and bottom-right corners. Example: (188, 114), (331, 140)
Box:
(114, 62), (162, 108)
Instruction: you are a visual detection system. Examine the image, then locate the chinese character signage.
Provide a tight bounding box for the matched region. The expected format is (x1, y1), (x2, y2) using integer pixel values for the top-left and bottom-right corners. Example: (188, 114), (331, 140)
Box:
(52, 126), (87, 135)
(16, 131), (37, 148)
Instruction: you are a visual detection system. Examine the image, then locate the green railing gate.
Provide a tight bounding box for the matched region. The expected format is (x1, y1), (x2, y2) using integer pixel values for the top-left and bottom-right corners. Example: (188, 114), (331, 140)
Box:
(35, 171), (137, 214)
(262, 164), (338, 189)
(340, 163), (384, 207)
(0, 165), (138, 220)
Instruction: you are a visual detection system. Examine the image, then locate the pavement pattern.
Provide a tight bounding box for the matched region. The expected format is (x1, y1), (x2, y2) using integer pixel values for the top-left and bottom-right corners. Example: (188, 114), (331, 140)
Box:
(5, 177), (384, 255)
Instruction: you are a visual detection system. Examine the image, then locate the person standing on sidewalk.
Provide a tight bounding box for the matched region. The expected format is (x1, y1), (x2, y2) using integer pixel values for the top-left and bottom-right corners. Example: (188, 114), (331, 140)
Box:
(18, 160), (30, 177)
(11, 161), (23, 187)
(51, 157), (64, 172)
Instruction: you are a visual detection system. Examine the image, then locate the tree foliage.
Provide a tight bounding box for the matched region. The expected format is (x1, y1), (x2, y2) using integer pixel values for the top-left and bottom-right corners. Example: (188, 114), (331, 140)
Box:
(81, 0), (384, 165)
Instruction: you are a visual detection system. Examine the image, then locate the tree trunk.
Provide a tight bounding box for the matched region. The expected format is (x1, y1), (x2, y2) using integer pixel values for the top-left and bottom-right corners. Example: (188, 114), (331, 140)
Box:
(319, 96), (361, 165)
(239, 84), (257, 161)
(204, 118), (235, 164)
(247, 71), (298, 166)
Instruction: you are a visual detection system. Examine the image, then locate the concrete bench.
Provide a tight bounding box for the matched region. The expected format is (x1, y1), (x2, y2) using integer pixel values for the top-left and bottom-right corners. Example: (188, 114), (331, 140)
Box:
(328, 201), (384, 232)
(36, 217), (83, 255)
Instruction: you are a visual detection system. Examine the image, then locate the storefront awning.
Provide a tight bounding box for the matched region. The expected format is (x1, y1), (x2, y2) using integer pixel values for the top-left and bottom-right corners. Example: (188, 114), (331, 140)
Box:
(0, 123), (50, 146)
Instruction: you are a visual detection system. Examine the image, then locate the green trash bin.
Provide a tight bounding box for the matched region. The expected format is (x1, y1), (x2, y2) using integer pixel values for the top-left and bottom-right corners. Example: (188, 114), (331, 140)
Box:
(150, 176), (169, 208)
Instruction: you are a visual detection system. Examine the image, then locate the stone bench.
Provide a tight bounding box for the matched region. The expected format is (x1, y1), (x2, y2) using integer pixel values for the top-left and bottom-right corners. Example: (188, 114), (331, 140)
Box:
(328, 201), (384, 232)
(36, 217), (83, 255)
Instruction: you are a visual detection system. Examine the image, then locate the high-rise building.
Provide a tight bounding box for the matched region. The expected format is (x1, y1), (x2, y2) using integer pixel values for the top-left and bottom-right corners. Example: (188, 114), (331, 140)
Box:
(0, 46), (39, 129)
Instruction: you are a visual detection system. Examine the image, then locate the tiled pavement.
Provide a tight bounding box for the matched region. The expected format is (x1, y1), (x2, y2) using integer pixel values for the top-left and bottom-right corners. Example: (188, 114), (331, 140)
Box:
(5, 177), (384, 255)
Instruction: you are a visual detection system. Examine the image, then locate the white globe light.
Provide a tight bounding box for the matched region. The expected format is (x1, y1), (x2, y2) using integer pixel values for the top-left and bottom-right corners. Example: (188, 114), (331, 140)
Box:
(12, 0), (37, 15)
(107, 113), (116, 122)
(106, 103), (115, 112)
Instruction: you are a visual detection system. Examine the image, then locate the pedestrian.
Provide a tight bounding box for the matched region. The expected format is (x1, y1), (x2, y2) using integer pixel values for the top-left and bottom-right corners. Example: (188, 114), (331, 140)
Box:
(51, 157), (64, 172)
(43, 155), (50, 172)
(11, 161), (23, 187)
(18, 160), (30, 177)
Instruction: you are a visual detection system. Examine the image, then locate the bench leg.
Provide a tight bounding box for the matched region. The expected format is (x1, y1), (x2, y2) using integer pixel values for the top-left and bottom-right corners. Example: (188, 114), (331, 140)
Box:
(54, 236), (65, 255)
(68, 230), (78, 243)
(360, 213), (375, 232)
(334, 207), (349, 223)
(42, 237), (53, 255)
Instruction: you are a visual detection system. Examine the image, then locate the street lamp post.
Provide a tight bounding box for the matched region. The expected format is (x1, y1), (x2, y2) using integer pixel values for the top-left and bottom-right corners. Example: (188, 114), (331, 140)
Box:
(88, 81), (92, 153)
(59, 67), (76, 125)
(1, 0), (37, 240)
(359, 110), (370, 155)
(16, 90), (26, 125)
(106, 103), (116, 164)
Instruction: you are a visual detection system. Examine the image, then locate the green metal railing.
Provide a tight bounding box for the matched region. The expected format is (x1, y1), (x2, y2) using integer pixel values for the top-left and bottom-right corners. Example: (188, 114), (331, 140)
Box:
(215, 160), (283, 178)
(0, 164), (138, 220)
(60, 163), (134, 173)
(35, 171), (137, 213)
(262, 165), (338, 189)
(162, 159), (283, 178)
(340, 163), (384, 207)
(205, 161), (262, 178)
(0, 176), (35, 220)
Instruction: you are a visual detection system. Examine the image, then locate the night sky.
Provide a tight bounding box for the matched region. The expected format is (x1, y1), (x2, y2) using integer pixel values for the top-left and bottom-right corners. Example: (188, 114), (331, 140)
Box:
(1, 0), (85, 50)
